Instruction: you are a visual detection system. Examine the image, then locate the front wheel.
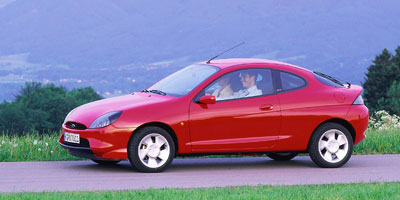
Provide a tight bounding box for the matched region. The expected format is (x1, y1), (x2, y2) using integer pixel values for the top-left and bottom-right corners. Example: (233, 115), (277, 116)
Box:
(308, 123), (353, 168)
(128, 126), (175, 173)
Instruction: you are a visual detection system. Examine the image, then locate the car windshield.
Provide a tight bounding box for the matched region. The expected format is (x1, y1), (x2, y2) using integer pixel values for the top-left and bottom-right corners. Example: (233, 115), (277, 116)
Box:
(148, 64), (219, 96)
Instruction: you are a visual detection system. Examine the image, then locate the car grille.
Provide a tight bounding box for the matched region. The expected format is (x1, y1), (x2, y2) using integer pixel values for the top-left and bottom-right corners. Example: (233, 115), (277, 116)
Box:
(66, 122), (87, 130)
(63, 137), (90, 148)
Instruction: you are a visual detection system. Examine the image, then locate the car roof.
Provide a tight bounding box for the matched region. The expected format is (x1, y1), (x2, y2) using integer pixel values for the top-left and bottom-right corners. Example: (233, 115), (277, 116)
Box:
(198, 58), (311, 72)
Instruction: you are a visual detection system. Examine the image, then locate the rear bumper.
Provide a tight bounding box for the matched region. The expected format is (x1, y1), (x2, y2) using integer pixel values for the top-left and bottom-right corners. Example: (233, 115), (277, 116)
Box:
(346, 105), (369, 145)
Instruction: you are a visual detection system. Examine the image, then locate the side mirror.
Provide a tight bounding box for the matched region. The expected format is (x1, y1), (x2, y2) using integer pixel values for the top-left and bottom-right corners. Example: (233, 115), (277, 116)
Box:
(199, 95), (216, 104)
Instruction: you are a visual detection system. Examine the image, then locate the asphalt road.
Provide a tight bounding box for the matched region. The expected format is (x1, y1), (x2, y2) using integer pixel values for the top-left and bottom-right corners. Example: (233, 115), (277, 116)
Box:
(1, 154), (400, 193)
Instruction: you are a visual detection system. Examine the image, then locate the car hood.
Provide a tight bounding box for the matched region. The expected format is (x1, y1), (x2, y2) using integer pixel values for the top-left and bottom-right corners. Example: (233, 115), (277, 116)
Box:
(65, 92), (175, 127)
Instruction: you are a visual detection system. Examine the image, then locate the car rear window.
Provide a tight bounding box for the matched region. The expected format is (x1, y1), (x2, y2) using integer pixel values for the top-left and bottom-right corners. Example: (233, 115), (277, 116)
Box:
(313, 71), (345, 88)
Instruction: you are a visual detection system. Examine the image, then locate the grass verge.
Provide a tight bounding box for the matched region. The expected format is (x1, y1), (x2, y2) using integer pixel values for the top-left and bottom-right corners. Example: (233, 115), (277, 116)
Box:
(0, 133), (82, 162)
(0, 182), (399, 200)
(0, 128), (399, 162)
(354, 128), (400, 154)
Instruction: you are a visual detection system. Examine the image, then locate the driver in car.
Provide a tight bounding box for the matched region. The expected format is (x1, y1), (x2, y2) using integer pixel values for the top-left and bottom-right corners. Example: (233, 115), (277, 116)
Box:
(233, 71), (262, 98)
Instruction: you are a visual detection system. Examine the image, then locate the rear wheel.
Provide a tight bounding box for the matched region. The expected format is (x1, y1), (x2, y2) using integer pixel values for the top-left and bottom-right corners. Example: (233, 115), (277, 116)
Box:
(309, 123), (353, 168)
(128, 126), (175, 173)
(267, 152), (298, 161)
(91, 159), (120, 165)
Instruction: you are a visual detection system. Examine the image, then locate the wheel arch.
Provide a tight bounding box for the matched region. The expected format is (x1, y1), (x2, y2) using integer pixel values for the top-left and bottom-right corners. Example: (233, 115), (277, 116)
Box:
(308, 118), (356, 149)
(130, 122), (179, 154)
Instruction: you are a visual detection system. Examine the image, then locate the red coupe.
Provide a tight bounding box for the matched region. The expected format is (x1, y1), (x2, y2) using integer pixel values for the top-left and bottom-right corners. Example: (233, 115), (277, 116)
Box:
(59, 58), (368, 172)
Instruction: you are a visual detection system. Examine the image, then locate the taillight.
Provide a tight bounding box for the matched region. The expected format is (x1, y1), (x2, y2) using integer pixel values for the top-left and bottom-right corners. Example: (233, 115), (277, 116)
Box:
(353, 95), (364, 105)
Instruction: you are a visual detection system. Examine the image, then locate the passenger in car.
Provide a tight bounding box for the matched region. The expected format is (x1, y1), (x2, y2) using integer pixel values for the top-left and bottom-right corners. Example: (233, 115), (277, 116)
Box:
(233, 71), (262, 98)
(212, 76), (233, 100)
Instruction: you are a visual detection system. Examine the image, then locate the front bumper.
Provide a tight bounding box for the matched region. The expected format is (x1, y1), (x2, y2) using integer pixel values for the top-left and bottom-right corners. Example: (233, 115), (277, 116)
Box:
(59, 141), (94, 159)
(59, 124), (135, 160)
(58, 141), (122, 161)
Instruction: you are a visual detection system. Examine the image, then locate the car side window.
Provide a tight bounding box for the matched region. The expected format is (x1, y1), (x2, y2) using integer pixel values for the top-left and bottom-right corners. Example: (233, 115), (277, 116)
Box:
(201, 68), (274, 101)
(280, 71), (306, 91)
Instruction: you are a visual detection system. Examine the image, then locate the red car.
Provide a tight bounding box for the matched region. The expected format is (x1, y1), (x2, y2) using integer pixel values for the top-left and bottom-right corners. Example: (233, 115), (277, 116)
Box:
(59, 58), (368, 172)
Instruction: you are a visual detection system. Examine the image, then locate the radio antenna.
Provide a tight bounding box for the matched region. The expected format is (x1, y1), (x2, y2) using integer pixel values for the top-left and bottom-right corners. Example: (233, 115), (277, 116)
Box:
(206, 42), (245, 64)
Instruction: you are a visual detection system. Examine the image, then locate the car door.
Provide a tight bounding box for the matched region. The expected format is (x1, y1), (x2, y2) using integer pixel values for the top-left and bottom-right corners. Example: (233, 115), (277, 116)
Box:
(188, 68), (281, 153)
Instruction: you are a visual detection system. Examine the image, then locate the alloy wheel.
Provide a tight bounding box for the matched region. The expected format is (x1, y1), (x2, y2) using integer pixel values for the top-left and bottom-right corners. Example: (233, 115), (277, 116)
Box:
(318, 129), (349, 163)
(137, 133), (170, 169)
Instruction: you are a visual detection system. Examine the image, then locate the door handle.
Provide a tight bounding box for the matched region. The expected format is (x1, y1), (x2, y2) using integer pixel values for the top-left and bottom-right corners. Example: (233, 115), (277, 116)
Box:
(259, 104), (274, 111)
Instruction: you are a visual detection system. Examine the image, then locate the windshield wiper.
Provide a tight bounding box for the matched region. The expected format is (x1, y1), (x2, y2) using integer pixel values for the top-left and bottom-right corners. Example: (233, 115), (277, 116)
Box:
(149, 90), (166, 96)
(314, 71), (345, 87)
(142, 89), (166, 96)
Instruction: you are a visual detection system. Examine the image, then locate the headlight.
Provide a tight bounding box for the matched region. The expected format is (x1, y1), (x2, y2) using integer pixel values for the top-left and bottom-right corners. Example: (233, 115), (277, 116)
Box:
(353, 95), (364, 105)
(89, 111), (122, 129)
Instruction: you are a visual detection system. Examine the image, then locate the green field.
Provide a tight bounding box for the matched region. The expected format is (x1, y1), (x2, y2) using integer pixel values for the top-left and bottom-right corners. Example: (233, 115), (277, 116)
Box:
(0, 128), (399, 162)
(1, 182), (399, 200)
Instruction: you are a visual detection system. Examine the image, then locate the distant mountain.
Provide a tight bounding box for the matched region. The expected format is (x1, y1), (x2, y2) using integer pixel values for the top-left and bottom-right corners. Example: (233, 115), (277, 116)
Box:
(1, 0), (400, 101)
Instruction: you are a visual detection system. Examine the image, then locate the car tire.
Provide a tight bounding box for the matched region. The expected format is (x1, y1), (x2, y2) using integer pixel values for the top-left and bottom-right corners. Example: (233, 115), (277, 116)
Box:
(91, 159), (120, 165)
(128, 126), (175, 173)
(267, 152), (298, 161)
(308, 122), (353, 168)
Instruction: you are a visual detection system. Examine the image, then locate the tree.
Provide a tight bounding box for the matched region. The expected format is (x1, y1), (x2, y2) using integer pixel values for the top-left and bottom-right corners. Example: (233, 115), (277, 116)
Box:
(0, 101), (28, 133)
(363, 46), (400, 114)
(385, 80), (400, 115)
(0, 82), (103, 134)
(14, 82), (43, 102)
(69, 87), (102, 106)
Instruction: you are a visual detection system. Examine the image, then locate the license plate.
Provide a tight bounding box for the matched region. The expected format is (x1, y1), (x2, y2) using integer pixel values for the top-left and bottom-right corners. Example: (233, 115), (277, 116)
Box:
(64, 132), (80, 144)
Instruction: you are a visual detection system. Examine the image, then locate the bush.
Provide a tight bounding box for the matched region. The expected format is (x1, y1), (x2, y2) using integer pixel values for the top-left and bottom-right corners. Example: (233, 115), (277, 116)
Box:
(368, 110), (400, 130)
(0, 82), (102, 134)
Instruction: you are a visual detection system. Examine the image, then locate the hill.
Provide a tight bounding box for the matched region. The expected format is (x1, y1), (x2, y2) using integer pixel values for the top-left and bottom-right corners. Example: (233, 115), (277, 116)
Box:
(1, 0), (400, 101)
